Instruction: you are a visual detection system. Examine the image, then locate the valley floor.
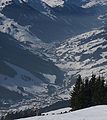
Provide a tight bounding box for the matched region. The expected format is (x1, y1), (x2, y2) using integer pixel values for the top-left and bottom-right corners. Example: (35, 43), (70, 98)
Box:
(18, 105), (107, 120)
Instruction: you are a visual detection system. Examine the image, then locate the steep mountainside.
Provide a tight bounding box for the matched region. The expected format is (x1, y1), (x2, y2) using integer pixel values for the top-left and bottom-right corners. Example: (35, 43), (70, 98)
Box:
(0, 31), (65, 108)
(0, 0), (104, 43)
(54, 27), (107, 80)
(0, 0), (107, 109)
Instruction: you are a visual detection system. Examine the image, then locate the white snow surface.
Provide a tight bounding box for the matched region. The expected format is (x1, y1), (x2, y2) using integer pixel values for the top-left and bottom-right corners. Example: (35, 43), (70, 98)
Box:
(55, 28), (107, 79)
(42, 0), (64, 7)
(83, 0), (107, 8)
(0, 0), (107, 9)
(17, 105), (107, 120)
(0, 0), (54, 18)
(43, 74), (56, 84)
(42, 0), (107, 7)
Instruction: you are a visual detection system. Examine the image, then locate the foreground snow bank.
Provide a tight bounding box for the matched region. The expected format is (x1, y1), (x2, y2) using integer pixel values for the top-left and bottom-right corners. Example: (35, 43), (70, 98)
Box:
(18, 105), (107, 120)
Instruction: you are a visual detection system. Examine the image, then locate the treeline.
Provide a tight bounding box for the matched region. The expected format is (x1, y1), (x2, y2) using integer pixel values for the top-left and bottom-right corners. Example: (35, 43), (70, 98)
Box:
(0, 108), (41, 120)
(71, 74), (107, 110)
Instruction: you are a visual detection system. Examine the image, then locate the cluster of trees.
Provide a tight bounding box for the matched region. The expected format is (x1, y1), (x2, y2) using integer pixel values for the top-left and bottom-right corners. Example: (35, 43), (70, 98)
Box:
(71, 74), (107, 110)
(1, 108), (40, 120)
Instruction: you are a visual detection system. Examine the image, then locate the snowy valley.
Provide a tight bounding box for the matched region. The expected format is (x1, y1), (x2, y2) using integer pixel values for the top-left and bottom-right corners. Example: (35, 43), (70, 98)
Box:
(0, 0), (107, 118)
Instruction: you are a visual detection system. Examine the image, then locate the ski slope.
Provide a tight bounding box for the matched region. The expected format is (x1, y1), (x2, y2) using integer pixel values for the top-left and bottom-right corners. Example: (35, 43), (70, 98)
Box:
(18, 105), (107, 120)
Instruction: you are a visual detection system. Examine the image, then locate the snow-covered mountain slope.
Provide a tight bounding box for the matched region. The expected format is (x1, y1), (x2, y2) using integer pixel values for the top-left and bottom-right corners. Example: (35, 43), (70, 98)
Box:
(0, 0), (104, 42)
(0, 0), (107, 109)
(0, 31), (65, 108)
(42, 0), (64, 7)
(0, 0), (52, 14)
(0, 13), (41, 43)
(43, 0), (107, 8)
(83, 0), (107, 8)
(0, 1), (57, 43)
(0, 1), (68, 42)
(64, 0), (107, 8)
(0, 0), (106, 44)
(18, 105), (107, 120)
(54, 27), (107, 79)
